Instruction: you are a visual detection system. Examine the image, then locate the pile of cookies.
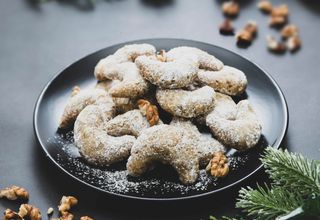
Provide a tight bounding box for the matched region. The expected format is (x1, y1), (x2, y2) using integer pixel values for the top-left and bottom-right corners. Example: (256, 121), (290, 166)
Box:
(58, 44), (262, 185)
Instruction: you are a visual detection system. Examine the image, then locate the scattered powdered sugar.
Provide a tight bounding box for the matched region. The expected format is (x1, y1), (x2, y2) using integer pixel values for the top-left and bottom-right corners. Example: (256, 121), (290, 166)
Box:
(48, 131), (240, 197)
(48, 130), (257, 198)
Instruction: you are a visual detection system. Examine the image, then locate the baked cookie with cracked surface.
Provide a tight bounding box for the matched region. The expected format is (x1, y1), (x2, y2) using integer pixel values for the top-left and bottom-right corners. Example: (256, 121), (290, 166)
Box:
(127, 124), (200, 185)
(170, 118), (226, 167)
(59, 87), (113, 129)
(94, 43), (156, 80)
(74, 103), (136, 166)
(156, 86), (216, 118)
(96, 62), (150, 98)
(106, 109), (161, 137)
(194, 92), (237, 126)
(197, 66), (247, 96)
(166, 46), (224, 71)
(95, 81), (136, 114)
(206, 100), (261, 151)
(94, 44), (155, 98)
(135, 55), (198, 89)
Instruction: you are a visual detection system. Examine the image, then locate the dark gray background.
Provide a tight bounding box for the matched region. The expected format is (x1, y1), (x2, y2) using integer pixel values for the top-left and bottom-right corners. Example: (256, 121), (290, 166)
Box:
(0, 0), (319, 219)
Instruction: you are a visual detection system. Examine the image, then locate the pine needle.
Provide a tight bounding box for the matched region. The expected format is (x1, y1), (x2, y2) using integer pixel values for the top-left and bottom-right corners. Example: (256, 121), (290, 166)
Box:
(236, 184), (304, 220)
(261, 147), (320, 196)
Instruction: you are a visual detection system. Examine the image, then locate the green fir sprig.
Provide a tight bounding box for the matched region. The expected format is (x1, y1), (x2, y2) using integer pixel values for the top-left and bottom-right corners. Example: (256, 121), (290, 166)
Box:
(235, 147), (320, 220)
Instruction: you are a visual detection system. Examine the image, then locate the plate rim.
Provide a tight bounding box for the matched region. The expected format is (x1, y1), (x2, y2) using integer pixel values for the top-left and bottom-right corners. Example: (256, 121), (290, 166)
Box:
(33, 38), (289, 201)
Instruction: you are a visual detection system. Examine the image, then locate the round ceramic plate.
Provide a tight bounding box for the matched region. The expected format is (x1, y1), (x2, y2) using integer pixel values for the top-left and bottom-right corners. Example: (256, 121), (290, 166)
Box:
(34, 38), (288, 200)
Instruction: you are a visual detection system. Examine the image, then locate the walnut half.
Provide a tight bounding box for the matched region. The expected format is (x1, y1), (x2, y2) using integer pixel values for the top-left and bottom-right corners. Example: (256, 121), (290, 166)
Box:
(18, 204), (41, 220)
(0, 185), (29, 201)
(206, 152), (229, 177)
(137, 99), (159, 126)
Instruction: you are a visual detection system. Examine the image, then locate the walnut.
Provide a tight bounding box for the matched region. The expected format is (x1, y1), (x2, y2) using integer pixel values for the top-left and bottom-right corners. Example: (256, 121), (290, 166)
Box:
(71, 86), (81, 97)
(287, 36), (301, 52)
(269, 4), (288, 27)
(257, 0), (272, 13)
(236, 21), (257, 43)
(222, 1), (240, 17)
(0, 186), (29, 201)
(18, 204), (41, 220)
(206, 152), (229, 177)
(58, 196), (78, 213)
(271, 4), (289, 17)
(156, 49), (167, 62)
(269, 15), (287, 26)
(80, 216), (93, 220)
(60, 212), (74, 220)
(137, 99), (159, 126)
(47, 207), (54, 215)
(3, 209), (22, 220)
(266, 36), (286, 53)
(281, 24), (298, 38)
(219, 19), (234, 35)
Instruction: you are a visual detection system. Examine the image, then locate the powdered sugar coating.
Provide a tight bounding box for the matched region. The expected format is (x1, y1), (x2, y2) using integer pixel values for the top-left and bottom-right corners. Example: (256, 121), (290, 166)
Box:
(166, 46), (224, 71)
(206, 100), (262, 151)
(197, 66), (247, 96)
(156, 86), (216, 118)
(170, 118), (226, 167)
(127, 124), (200, 185)
(106, 109), (161, 137)
(194, 92), (237, 126)
(207, 93), (237, 119)
(135, 55), (198, 89)
(96, 62), (150, 98)
(59, 88), (113, 129)
(94, 43), (156, 80)
(74, 104), (136, 166)
(94, 44), (155, 98)
(96, 81), (136, 114)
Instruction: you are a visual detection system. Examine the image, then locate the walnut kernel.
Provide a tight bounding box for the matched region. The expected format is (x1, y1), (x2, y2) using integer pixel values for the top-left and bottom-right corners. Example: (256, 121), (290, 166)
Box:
(206, 152), (229, 177)
(219, 19), (234, 35)
(222, 1), (240, 17)
(257, 0), (272, 13)
(0, 186), (29, 201)
(281, 24), (298, 38)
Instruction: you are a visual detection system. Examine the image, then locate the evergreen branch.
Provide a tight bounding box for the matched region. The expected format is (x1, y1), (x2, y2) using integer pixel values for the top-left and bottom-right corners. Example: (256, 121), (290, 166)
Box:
(261, 147), (320, 196)
(236, 184), (304, 220)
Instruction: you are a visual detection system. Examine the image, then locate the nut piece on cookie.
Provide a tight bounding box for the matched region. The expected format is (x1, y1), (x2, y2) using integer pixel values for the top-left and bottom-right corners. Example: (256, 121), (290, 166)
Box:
(137, 99), (159, 126)
(135, 55), (198, 89)
(166, 46), (224, 71)
(206, 100), (262, 151)
(59, 87), (113, 129)
(106, 109), (161, 137)
(74, 103), (136, 166)
(156, 86), (216, 118)
(127, 124), (200, 185)
(197, 66), (247, 96)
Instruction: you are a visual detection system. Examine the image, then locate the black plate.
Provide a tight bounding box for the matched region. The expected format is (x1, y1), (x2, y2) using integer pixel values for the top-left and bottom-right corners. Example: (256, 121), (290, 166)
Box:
(34, 38), (288, 200)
